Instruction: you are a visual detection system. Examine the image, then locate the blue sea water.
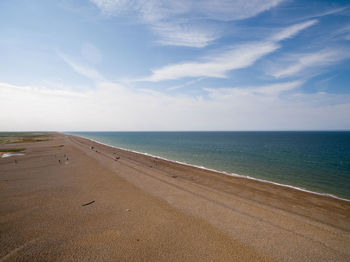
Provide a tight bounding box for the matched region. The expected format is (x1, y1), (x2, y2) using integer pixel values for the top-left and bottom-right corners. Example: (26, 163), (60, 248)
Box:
(68, 131), (350, 199)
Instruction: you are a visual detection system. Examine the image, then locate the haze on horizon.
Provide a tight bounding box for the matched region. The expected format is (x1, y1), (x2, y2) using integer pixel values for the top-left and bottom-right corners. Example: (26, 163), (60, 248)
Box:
(1, 0), (350, 131)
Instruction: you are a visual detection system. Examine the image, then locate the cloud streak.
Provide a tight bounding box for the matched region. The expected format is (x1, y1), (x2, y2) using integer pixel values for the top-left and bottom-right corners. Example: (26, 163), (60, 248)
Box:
(58, 51), (105, 81)
(140, 20), (317, 82)
(90, 0), (285, 47)
(151, 22), (218, 48)
(204, 81), (302, 98)
(143, 42), (279, 81)
(271, 20), (318, 41)
(270, 48), (350, 78)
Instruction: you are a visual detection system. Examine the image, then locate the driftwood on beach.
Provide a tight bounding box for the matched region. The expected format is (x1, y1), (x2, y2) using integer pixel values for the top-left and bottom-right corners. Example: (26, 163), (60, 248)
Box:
(81, 200), (95, 206)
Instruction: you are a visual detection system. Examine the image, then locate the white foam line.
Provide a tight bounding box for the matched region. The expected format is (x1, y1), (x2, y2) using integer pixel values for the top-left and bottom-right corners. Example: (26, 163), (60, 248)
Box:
(1, 153), (24, 158)
(66, 133), (350, 203)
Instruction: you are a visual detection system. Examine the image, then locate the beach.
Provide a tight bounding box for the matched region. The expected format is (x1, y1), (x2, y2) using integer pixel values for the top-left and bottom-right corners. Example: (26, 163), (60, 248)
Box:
(1, 133), (350, 261)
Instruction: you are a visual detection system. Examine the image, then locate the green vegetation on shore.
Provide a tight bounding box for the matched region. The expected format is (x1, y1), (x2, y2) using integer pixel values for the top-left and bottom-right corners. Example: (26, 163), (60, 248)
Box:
(0, 132), (52, 144)
(0, 148), (25, 152)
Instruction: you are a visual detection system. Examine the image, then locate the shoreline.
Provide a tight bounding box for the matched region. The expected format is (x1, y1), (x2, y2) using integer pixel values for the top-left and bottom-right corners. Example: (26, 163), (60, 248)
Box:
(2, 133), (274, 261)
(67, 132), (350, 203)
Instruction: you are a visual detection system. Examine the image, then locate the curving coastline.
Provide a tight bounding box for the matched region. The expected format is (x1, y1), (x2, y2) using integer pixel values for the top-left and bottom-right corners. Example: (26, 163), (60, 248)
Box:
(67, 132), (350, 203)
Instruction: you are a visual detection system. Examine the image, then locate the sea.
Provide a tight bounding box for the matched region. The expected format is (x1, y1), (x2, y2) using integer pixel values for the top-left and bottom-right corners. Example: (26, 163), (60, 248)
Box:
(68, 131), (350, 200)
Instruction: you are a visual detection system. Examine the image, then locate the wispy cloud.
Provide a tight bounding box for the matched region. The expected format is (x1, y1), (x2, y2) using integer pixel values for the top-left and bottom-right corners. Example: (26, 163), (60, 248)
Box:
(192, 0), (285, 21)
(297, 5), (349, 21)
(90, 0), (285, 21)
(89, 0), (285, 47)
(204, 81), (302, 98)
(270, 48), (350, 78)
(332, 24), (350, 41)
(271, 20), (317, 41)
(0, 82), (87, 98)
(252, 81), (302, 95)
(58, 51), (105, 81)
(167, 77), (206, 91)
(140, 20), (316, 82)
(312, 6), (349, 17)
(142, 42), (279, 81)
(151, 22), (218, 48)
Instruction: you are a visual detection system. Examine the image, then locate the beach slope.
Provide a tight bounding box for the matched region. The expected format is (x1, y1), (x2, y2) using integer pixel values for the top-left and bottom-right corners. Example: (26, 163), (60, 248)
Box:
(1, 133), (349, 261)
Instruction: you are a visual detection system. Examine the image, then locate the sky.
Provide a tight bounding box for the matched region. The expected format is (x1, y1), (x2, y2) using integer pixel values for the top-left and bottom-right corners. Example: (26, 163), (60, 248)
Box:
(1, 0), (350, 131)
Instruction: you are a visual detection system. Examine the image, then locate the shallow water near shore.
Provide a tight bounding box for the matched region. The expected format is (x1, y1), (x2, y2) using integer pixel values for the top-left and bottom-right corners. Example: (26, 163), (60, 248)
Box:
(68, 131), (350, 199)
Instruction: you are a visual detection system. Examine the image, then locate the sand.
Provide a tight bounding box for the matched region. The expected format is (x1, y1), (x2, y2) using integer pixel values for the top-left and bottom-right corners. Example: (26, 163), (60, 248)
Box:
(1, 133), (349, 261)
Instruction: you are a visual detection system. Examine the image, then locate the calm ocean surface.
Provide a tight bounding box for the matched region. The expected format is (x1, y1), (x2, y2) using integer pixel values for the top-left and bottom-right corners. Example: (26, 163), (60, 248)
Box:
(69, 131), (350, 199)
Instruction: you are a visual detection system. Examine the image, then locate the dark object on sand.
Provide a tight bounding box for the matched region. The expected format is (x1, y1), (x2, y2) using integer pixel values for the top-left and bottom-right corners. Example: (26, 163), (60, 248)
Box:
(115, 156), (120, 160)
(172, 176), (177, 178)
(90, 146), (94, 150)
(66, 157), (69, 161)
(58, 160), (61, 163)
(82, 200), (95, 206)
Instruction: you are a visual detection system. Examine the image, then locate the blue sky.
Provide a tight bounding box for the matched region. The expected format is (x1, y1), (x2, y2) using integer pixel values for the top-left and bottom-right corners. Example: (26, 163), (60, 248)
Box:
(1, 0), (350, 131)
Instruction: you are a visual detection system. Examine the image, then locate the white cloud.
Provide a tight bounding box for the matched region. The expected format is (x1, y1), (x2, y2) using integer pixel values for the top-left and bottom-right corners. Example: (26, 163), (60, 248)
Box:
(58, 51), (105, 81)
(140, 20), (316, 82)
(332, 24), (350, 41)
(204, 81), (302, 98)
(143, 42), (279, 81)
(167, 77), (205, 91)
(151, 22), (218, 48)
(271, 48), (350, 78)
(251, 81), (302, 95)
(194, 0), (284, 21)
(271, 20), (318, 41)
(90, 0), (284, 21)
(8, 48), (338, 132)
(297, 6), (349, 21)
(313, 6), (349, 17)
(89, 0), (285, 47)
(0, 82), (87, 98)
(1, 80), (350, 131)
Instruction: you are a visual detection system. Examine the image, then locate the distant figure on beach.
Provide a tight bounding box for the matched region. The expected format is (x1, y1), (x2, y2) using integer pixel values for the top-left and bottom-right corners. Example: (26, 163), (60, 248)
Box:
(58, 160), (61, 164)
(91, 146), (94, 150)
